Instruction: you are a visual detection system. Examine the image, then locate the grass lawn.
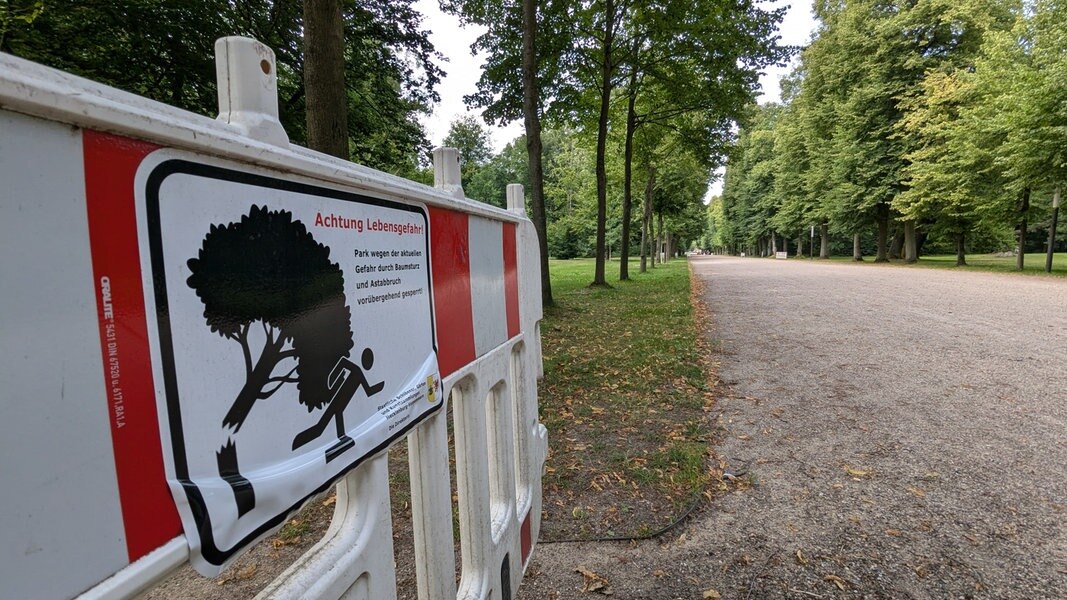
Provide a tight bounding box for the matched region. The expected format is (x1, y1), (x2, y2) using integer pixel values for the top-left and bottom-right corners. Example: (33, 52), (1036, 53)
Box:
(823, 252), (1067, 276)
(537, 257), (717, 541)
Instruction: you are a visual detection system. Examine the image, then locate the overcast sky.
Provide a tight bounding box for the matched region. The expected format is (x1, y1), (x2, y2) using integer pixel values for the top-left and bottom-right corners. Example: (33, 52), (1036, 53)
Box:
(413, 0), (819, 194)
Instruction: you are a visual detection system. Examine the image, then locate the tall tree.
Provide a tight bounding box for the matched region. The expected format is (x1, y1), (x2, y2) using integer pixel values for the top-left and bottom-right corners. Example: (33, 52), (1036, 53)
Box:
(304, 0), (348, 159)
(522, 0), (553, 305)
(440, 0), (567, 305)
(617, 0), (787, 277)
(589, 0), (629, 286)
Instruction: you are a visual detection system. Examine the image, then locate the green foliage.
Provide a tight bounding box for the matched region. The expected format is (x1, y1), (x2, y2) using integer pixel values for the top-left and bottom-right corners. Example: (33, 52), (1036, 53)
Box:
(538, 258), (713, 539)
(466, 137), (529, 209)
(440, 0), (571, 125)
(548, 216), (594, 259)
(2, 0), (441, 175)
(718, 0), (1065, 263)
(443, 115), (493, 169)
(443, 114), (495, 197)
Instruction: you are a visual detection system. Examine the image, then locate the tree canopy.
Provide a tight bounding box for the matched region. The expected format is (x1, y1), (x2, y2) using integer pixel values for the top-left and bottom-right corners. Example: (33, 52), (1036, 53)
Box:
(718, 0), (1066, 266)
(2, 0), (442, 175)
(187, 206), (354, 429)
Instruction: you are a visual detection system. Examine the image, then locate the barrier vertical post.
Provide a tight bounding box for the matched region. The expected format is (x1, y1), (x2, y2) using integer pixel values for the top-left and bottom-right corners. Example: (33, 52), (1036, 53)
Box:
(213, 37), (289, 147)
(433, 147), (464, 199)
(408, 407), (457, 600)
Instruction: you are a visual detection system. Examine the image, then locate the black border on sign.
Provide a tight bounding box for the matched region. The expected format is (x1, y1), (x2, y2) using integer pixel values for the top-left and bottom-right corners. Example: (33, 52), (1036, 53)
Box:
(144, 159), (441, 566)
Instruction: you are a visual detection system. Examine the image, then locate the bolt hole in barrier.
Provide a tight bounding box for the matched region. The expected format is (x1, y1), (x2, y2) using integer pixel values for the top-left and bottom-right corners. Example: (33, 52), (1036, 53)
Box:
(0, 36), (547, 600)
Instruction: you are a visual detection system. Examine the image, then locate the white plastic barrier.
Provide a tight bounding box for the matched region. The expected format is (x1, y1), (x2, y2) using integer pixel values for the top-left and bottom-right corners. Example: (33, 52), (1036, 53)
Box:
(0, 37), (547, 600)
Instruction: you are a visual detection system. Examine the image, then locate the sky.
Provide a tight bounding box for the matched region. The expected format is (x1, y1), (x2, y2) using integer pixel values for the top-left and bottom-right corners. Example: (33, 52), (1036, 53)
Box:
(413, 0), (819, 192)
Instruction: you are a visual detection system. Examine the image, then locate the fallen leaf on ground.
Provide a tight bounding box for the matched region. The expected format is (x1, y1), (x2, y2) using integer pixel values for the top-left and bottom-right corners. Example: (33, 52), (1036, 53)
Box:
(272, 536), (302, 548)
(908, 487), (927, 497)
(844, 465), (871, 477)
(652, 569), (667, 577)
(217, 563), (258, 585)
(795, 549), (809, 565)
(885, 528), (902, 537)
(576, 566), (611, 594)
(823, 574), (847, 590)
(322, 494), (336, 507)
(703, 589), (722, 599)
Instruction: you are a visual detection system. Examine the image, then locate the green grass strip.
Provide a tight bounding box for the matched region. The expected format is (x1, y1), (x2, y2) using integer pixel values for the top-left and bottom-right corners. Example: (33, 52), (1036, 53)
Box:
(538, 258), (713, 541)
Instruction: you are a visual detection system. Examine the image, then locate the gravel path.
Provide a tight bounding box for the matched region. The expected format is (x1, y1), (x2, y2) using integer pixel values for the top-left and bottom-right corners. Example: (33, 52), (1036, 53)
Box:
(519, 256), (1067, 599)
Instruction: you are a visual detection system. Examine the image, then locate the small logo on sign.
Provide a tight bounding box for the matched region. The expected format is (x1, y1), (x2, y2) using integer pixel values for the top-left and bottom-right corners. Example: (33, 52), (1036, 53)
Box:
(427, 375), (441, 403)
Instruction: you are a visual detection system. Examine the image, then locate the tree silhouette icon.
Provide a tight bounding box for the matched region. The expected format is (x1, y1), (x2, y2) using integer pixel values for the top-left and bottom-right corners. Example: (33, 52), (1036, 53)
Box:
(186, 205), (355, 513)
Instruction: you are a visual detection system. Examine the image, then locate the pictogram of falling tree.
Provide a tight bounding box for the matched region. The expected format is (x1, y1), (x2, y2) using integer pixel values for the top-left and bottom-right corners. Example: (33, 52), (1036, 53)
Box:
(186, 205), (355, 433)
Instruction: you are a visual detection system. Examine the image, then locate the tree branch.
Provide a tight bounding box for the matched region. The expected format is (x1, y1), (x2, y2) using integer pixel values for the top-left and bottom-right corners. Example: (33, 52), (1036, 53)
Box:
(259, 365), (299, 398)
(238, 323), (253, 377)
(258, 380), (287, 399)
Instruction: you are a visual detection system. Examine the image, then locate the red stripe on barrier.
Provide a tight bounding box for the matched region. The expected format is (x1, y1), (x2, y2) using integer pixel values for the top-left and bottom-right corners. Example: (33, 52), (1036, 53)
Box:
(83, 130), (181, 561)
(429, 207), (476, 377)
(502, 223), (520, 338)
(520, 510), (533, 567)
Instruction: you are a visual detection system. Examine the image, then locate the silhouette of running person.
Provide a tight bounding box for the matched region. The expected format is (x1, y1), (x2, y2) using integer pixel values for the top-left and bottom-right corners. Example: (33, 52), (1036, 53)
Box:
(293, 348), (384, 458)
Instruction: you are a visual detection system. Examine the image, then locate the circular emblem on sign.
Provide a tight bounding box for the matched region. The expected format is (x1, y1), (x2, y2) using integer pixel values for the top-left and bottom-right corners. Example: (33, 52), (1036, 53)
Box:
(427, 375), (438, 403)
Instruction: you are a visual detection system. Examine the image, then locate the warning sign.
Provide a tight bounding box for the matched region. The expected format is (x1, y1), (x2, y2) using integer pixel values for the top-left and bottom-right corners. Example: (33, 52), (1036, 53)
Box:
(137, 156), (441, 575)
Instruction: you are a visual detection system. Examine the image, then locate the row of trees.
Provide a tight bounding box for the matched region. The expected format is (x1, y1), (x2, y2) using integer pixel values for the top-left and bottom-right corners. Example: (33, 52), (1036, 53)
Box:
(443, 0), (788, 298)
(4, 0), (790, 300)
(716, 0), (1066, 269)
(441, 117), (711, 264)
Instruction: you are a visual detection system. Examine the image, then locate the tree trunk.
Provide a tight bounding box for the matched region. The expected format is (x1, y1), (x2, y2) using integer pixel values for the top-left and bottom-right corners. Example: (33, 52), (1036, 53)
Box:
(853, 233), (863, 261)
(224, 333), (286, 431)
(955, 231), (967, 266)
(770, 234), (777, 255)
(620, 62), (638, 281)
(592, 0), (615, 286)
(303, 0), (349, 160)
(653, 212), (661, 263)
(650, 210), (657, 267)
(640, 169), (655, 272)
(1046, 186), (1061, 273)
(903, 221), (917, 263)
(875, 203), (889, 262)
(797, 235), (804, 258)
(639, 204), (648, 272)
(819, 224), (829, 259)
(889, 224), (904, 259)
(521, 0), (552, 305)
(1017, 187), (1030, 270)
